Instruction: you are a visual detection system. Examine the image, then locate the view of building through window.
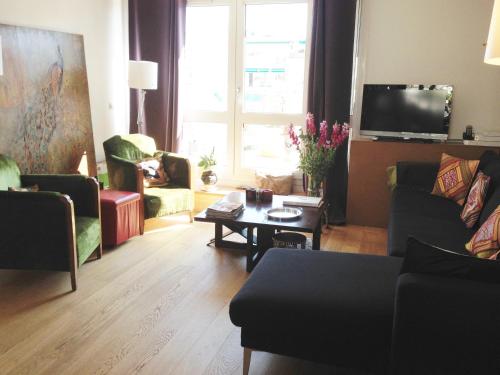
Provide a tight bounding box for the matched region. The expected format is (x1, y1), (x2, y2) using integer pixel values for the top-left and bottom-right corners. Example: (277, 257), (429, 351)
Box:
(180, 0), (310, 182)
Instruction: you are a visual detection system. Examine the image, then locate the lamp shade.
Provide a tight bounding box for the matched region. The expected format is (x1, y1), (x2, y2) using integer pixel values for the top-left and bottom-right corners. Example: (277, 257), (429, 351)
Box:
(128, 60), (158, 90)
(485, 0), (500, 65)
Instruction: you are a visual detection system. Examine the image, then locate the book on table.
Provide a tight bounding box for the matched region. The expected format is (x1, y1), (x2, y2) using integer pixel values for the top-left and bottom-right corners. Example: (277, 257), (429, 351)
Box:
(206, 200), (244, 219)
(283, 195), (323, 208)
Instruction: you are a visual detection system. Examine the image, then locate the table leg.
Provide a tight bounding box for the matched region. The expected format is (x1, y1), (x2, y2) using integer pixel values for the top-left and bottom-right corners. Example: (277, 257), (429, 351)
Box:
(246, 226), (255, 272)
(312, 223), (321, 250)
(215, 223), (223, 247)
(256, 227), (275, 261)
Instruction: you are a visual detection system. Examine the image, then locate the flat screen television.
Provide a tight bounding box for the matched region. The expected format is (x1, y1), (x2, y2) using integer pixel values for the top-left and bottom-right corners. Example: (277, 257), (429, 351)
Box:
(360, 84), (453, 140)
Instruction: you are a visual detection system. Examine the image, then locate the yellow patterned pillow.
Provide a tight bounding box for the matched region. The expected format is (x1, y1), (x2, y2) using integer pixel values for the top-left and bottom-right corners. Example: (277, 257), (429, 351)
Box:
(431, 153), (479, 206)
(466, 205), (500, 259)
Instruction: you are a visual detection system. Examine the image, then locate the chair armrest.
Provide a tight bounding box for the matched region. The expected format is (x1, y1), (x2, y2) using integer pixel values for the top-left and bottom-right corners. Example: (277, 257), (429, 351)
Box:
(160, 152), (192, 189)
(21, 174), (99, 218)
(106, 155), (144, 194)
(0, 191), (76, 272)
(391, 273), (500, 375)
(396, 161), (439, 192)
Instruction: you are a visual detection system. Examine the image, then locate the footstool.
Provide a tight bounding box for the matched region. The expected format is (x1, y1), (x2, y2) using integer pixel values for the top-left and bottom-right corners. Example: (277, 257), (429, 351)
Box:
(229, 248), (403, 374)
(100, 190), (142, 247)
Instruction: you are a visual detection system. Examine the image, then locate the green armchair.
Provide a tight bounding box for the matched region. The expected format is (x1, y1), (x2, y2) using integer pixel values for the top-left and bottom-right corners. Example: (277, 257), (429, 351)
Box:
(0, 154), (102, 291)
(103, 134), (194, 230)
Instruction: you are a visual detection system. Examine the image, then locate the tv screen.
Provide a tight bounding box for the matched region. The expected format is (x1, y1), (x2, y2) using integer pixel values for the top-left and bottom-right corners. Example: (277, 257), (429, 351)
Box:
(360, 84), (453, 140)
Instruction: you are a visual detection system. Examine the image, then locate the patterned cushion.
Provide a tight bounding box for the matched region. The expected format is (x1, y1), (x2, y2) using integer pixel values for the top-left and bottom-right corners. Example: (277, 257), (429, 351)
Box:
(8, 184), (39, 192)
(431, 153), (479, 205)
(139, 157), (169, 187)
(466, 205), (500, 259)
(460, 171), (491, 228)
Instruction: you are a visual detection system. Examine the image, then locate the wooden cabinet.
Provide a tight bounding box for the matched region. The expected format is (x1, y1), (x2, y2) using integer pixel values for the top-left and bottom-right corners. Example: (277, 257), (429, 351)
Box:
(347, 139), (500, 228)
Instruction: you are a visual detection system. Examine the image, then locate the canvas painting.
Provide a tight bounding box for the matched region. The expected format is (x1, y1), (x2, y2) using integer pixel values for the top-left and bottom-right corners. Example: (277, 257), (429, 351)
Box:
(0, 23), (96, 175)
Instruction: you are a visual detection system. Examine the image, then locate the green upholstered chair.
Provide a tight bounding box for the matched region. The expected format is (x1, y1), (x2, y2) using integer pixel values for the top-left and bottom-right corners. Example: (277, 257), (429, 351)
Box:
(103, 134), (194, 229)
(0, 154), (101, 291)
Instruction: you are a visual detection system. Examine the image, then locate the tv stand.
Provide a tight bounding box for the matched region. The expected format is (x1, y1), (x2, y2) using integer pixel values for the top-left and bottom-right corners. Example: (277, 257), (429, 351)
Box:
(372, 136), (438, 144)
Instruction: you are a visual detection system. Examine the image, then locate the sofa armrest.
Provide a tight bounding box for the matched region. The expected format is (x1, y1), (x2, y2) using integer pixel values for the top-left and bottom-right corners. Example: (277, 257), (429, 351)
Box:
(0, 191), (76, 273)
(391, 273), (500, 375)
(161, 152), (191, 189)
(106, 155), (144, 194)
(396, 161), (439, 192)
(21, 174), (99, 218)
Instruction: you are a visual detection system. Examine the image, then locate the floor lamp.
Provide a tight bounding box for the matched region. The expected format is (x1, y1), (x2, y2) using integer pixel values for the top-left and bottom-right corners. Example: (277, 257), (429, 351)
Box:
(128, 60), (158, 134)
(485, 0), (500, 65)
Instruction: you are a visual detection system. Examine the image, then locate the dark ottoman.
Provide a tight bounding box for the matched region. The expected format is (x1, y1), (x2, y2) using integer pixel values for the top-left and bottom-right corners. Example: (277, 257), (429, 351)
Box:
(230, 248), (403, 374)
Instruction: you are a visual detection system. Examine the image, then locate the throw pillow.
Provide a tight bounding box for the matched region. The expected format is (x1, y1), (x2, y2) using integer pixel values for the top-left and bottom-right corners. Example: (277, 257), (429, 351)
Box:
(8, 184), (39, 192)
(465, 205), (500, 259)
(460, 171), (491, 228)
(401, 237), (500, 284)
(255, 173), (293, 195)
(139, 157), (169, 188)
(431, 153), (479, 205)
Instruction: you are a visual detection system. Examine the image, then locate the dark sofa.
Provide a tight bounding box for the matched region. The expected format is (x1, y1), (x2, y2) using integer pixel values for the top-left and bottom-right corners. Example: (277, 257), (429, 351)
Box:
(389, 152), (500, 257)
(230, 151), (500, 375)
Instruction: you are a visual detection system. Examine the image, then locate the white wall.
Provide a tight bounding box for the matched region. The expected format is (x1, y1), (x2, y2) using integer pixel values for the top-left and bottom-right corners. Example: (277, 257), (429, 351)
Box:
(352, 0), (500, 139)
(0, 0), (129, 161)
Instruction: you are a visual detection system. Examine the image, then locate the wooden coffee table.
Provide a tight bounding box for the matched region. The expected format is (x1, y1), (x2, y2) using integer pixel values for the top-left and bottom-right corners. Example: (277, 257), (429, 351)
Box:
(194, 192), (326, 272)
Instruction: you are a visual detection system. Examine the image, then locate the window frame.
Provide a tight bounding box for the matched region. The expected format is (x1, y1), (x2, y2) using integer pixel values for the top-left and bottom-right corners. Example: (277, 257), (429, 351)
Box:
(184, 0), (312, 185)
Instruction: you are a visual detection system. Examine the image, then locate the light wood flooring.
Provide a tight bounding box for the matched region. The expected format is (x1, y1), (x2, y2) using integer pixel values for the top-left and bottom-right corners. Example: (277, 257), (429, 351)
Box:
(0, 216), (387, 375)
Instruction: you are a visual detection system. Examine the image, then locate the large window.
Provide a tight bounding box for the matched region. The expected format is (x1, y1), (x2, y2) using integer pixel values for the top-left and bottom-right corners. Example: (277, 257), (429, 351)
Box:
(180, 0), (311, 183)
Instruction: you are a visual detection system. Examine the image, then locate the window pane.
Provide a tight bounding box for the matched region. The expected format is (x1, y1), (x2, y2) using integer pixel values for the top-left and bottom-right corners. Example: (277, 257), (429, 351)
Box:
(243, 3), (308, 114)
(184, 6), (229, 111)
(242, 124), (299, 171)
(181, 122), (228, 167)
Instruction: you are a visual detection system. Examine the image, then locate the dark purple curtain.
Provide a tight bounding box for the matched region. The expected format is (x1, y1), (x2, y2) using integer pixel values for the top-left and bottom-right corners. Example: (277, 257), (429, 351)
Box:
(129, 0), (186, 152)
(308, 0), (357, 224)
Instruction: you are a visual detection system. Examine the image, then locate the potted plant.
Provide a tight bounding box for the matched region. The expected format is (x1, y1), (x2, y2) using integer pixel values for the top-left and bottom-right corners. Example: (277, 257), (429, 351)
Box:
(198, 147), (218, 187)
(288, 113), (350, 196)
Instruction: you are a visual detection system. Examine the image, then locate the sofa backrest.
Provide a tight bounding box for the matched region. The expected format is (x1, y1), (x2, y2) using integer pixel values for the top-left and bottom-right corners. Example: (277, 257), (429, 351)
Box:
(478, 154), (500, 226)
(0, 154), (21, 191)
(103, 134), (156, 162)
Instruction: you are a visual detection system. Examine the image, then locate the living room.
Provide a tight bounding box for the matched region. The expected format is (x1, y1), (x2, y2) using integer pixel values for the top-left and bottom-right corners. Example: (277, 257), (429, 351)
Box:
(0, 0), (499, 374)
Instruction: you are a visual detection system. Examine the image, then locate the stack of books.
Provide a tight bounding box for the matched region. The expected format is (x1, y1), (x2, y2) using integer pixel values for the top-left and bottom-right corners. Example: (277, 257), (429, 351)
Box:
(206, 201), (244, 219)
(283, 195), (323, 208)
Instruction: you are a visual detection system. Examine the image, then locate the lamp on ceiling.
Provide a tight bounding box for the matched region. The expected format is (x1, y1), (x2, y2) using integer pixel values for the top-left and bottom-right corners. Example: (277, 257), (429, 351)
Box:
(485, 0), (500, 65)
(128, 60), (158, 134)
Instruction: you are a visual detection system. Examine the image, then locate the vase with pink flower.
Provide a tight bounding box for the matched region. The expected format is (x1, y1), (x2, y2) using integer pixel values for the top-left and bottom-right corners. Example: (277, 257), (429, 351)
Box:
(288, 113), (350, 197)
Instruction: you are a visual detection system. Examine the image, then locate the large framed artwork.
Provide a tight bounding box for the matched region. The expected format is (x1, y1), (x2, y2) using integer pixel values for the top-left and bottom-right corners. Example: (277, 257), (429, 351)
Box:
(0, 23), (96, 175)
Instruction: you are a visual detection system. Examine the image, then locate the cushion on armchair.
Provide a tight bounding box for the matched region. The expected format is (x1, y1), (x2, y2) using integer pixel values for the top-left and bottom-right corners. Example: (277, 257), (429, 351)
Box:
(75, 216), (101, 266)
(0, 154), (22, 191)
(144, 187), (194, 218)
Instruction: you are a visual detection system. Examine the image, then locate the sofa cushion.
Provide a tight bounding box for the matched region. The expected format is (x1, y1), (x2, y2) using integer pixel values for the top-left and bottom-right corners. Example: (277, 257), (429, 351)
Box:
(144, 187), (194, 218)
(431, 153), (479, 206)
(75, 216), (101, 266)
(388, 186), (473, 257)
(402, 237), (500, 284)
(461, 171), (491, 228)
(466, 205), (500, 259)
(479, 158), (500, 226)
(230, 249), (402, 371)
(0, 155), (21, 191)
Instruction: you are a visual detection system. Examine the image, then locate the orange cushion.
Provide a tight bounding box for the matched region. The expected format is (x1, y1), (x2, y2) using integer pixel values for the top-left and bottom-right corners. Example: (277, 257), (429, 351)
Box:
(466, 205), (500, 259)
(460, 171), (491, 228)
(431, 153), (479, 206)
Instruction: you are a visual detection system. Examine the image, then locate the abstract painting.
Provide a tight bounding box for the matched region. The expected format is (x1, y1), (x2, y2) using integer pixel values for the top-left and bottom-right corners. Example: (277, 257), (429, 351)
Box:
(0, 23), (96, 175)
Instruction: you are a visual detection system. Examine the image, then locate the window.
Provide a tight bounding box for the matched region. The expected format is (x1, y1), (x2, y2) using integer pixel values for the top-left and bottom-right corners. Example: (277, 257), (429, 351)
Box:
(180, 0), (311, 184)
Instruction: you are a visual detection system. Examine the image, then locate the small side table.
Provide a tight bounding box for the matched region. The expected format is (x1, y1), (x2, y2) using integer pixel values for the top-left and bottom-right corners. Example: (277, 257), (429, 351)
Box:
(100, 190), (142, 247)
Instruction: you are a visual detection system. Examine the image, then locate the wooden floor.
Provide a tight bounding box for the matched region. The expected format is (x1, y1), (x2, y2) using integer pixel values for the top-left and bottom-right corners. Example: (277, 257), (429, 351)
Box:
(0, 216), (387, 375)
